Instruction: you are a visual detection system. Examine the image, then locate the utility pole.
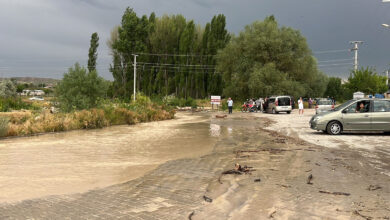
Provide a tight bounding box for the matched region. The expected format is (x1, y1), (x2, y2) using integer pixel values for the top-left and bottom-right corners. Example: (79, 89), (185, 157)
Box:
(132, 54), (138, 101)
(350, 41), (364, 71)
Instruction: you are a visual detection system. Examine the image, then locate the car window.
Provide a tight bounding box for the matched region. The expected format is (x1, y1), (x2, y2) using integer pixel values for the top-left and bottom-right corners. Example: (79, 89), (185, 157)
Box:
(344, 101), (370, 113)
(317, 100), (332, 105)
(373, 100), (390, 112)
(278, 97), (290, 105)
(269, 98), (275, 103)
(334, 100), (355, 111)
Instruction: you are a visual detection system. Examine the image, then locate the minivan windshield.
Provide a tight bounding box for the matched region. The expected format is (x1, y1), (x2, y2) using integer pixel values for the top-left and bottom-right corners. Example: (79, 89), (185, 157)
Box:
(333, 100), (355, 111)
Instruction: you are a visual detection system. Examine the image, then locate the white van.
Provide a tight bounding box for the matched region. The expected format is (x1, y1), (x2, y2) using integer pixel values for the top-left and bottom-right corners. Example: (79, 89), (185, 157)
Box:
(265, 96), (292, 114)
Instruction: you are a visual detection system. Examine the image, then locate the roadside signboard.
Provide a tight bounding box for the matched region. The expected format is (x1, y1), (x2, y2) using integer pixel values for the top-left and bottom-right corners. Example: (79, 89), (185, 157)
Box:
(211, 96), (221, 105)
(353, 91), (364, 99)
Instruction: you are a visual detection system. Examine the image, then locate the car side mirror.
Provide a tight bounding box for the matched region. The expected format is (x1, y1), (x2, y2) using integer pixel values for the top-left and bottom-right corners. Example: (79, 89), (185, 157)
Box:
(342, 109), (347, 114)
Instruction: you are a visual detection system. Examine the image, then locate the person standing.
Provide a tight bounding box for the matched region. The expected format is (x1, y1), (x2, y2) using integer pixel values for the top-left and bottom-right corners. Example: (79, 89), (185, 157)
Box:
(308, 98), (313, 109)
(298, 97), (304, 115)
(227, 97), (233, 114)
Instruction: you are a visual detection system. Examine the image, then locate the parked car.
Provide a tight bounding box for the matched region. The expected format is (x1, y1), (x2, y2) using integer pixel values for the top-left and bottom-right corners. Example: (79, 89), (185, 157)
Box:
(315, 99), (334, 114)
(29, 96), (44, 101)
(310, 99), (390, 135)
(265, 96), (292, 114)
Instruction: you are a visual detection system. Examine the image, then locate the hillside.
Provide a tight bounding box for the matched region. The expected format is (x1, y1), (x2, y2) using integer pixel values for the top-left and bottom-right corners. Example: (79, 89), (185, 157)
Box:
(0, 77), (59, 85)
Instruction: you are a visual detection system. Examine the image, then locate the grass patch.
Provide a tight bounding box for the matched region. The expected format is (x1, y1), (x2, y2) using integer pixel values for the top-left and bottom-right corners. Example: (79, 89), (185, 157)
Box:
(0, 117), (9, 137)
(2, 95), (175, 137)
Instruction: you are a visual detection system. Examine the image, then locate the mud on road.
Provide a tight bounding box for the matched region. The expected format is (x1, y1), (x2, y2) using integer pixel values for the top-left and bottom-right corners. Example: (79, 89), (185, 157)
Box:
(0, 112), (389, 219)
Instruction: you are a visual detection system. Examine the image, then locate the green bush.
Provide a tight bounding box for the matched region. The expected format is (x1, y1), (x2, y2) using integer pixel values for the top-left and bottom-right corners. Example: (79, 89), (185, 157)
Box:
(56, 63), (108, 112)
(0, 117), (9, 137)
(162, 95), (197, 107)
(0, 97), (35, 112)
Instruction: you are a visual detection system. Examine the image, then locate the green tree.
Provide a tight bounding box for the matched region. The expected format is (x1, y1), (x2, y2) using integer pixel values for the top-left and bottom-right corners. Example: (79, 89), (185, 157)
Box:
(218, 16), (326, 100)
(0, 79), (17, 98)
(56, 63), (108, 112)
(344, 67), (387, 95)
(88, 32), (99, 73)
(108, 10), (230, 99)
(324, 77), (343, 100)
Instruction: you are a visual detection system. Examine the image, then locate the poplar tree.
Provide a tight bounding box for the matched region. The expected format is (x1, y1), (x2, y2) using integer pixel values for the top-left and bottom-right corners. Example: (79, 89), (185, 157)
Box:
(88, 32), (99, 73)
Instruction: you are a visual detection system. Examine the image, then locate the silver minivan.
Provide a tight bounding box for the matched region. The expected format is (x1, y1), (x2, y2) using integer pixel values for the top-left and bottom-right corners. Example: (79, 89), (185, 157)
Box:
(310, 99), (390, 135)
(265, 96), (292, 114)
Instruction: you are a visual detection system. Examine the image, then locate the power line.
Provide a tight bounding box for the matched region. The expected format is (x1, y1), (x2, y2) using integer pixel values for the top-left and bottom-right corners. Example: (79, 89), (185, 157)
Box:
(137, 62), (216, 67)
(317, 58), (353, 63)
(136, 65), (216, 70)
(318, 62), (354, 67)
(313, 49), (350, 54)
(137, 52), (215, 57)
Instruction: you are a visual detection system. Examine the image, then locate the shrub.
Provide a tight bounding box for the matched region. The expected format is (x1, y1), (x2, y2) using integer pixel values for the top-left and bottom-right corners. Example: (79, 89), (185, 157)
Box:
(0, 116), (9, 137)
(0, 97), (35, 112)
(74, 109), (108, 129)
(56, 63), (108, 112)
(112, 108), (137, 125)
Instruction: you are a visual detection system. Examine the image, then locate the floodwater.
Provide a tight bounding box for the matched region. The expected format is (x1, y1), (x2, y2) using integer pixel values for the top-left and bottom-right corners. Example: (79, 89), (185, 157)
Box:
(0, 112), (219, 203)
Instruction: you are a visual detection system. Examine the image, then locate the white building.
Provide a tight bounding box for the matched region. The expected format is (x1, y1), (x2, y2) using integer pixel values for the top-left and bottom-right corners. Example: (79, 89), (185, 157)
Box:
(21, 89), (45, 96)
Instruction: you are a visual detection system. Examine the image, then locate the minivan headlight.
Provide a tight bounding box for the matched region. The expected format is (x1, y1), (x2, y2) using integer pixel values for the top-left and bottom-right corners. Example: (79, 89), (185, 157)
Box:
(313, 116), (322, 122)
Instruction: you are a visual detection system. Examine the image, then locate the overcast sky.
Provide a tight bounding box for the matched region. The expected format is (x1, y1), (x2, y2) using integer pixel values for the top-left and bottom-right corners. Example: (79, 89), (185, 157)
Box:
(1, 0), (390, 80)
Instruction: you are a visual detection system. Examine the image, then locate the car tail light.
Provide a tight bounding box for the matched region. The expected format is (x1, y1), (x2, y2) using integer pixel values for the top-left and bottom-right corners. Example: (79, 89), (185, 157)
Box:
(331, 104), (334, 109)
(275, 100), (278, 106)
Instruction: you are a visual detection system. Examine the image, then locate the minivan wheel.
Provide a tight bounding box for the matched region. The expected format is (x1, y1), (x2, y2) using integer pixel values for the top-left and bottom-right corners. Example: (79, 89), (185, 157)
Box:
(272, 108), (276, 114)
(327, 121), (342, 135)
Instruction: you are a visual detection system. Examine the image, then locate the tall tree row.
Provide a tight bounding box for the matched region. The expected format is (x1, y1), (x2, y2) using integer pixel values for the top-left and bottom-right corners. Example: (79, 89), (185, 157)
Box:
(108, 8), (230, 99)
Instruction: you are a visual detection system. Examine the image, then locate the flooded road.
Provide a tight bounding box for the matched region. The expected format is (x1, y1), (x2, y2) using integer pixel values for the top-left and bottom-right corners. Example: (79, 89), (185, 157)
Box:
(0, 112), (389, 219)
(0, 112), (218, 203)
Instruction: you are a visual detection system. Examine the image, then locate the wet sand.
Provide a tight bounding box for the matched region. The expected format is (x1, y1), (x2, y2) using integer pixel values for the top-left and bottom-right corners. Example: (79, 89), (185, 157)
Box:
(258, 109), (390, 177)
(0, 112), (218, 203)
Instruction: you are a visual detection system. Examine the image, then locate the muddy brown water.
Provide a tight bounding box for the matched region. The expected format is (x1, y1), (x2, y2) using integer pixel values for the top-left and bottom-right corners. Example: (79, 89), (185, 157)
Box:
(0, 112), (222, 203)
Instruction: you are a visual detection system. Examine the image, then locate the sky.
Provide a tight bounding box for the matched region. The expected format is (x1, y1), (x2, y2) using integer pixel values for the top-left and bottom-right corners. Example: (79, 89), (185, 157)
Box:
(1, 0), (390, 80)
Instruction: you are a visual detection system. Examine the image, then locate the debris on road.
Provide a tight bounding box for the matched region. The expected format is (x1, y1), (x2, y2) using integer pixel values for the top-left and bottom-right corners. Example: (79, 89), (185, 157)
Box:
(273, 137), (287, 144)
(203, 195), (213, 203)
(307, 174), (313, 185)
(269, 210), (277, 218)
(318, 190), (350, 196)
(218, 163), (255, 183)
(353, 210), (372, 220)
(254, 178), (261, 182)
(215, 114), (227, 118)
(188, 211), (195, 220)
(276, 184), (291, 188)
(222, 170), (243, 175)
(367, 185), (382, 191)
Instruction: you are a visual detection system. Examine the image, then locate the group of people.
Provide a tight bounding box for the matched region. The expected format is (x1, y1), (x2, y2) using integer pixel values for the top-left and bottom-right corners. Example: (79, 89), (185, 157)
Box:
(226, 96), (314, 115)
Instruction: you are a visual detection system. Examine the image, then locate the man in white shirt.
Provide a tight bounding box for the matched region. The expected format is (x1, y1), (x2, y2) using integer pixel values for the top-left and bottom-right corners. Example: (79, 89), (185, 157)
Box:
(227, 97), (233, 114)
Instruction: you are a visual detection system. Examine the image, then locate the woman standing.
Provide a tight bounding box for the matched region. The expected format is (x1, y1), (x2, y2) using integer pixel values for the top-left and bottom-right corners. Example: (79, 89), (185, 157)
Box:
(298, 97), (304, 115)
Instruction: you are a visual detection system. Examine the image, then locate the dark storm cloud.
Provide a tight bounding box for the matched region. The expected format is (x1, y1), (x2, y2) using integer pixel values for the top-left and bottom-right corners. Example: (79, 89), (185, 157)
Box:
(1, 0), (390, 80)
